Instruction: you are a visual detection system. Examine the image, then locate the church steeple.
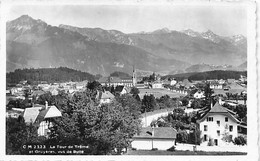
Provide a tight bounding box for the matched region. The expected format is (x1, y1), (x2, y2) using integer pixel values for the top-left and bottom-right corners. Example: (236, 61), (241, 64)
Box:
(132, 65), (137, 87)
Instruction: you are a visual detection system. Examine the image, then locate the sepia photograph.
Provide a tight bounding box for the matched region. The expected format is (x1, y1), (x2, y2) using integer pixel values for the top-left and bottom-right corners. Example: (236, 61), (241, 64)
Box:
(0, 0), (258, 160)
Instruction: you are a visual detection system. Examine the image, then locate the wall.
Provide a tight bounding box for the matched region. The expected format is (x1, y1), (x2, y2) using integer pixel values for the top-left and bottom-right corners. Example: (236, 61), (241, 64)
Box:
(141, 111), (170, 127)
(37, 121), (53, 136)
(131, 138), (175, 150)
(200, 114), (238, 146)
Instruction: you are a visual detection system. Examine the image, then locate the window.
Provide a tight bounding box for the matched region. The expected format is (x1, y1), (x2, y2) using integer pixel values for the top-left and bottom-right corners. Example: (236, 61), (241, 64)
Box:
(204, 135), (208, 141)
(204, 125), (208, 131)
(217, 130), (220, 136)
(207, 117), (213, 122)
(225, 117), (228, 122)
(217, 121), (220, 126)
(229, 125), (233, 132)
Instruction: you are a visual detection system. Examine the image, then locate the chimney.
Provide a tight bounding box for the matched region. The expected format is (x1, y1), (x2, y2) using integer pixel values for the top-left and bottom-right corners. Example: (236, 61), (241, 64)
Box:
(45, 101), (48, 109)
(152, 127), (155, 137)
(210, 101), (213, 109)
(218, 97), (222, 105)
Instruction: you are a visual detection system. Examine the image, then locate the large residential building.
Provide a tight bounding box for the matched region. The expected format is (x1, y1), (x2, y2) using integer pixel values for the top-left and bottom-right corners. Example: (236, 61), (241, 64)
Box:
(197, 102), (240, 146)
(131, 127), (177, 150)
(22, 102), (62, 136)
(98, 76), (134, 87)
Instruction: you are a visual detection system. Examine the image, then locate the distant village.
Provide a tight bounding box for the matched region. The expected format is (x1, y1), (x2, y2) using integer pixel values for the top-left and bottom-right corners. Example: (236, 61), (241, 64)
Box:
(6, 68), (247, 154)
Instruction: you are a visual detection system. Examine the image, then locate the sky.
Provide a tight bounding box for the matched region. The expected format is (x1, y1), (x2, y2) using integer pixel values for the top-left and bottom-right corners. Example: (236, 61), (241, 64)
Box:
(5, 4), (247, 36)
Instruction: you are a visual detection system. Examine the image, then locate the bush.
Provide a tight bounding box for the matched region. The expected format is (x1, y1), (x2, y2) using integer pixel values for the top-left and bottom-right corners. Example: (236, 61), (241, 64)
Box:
(177, 130), (188, 143)
(234, 136), (247, 145)
(167, 146), (176, 152)
(131, 148), (137, 151)
(207, 138), (214, 146)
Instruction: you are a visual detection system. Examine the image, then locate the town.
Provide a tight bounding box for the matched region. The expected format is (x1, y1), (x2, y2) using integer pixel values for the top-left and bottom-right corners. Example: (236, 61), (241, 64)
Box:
(6, 68), (247, 155)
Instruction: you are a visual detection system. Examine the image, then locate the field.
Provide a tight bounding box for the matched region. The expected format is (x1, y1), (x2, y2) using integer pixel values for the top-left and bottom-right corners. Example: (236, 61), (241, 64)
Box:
(138, 88), (186, 99)
(125, 149), (247, 155)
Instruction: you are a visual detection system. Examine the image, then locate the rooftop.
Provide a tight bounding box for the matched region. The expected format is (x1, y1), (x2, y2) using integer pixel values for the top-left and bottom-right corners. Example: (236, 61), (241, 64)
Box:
(133, 127), (177, 139)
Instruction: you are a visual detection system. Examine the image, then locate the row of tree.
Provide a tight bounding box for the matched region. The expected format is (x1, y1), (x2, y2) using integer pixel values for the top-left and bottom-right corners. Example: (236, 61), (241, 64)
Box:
(6, 67), (96, 85)
(164, 70), (247, 81)
(6, 88), (142, 155)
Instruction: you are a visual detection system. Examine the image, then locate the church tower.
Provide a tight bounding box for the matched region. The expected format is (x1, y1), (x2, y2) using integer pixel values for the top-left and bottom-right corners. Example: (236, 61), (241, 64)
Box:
(132, 65), (137, 87)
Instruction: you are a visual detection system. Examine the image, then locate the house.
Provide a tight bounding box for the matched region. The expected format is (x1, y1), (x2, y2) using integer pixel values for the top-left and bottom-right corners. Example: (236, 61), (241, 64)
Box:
(135, 83), (147, 89)
(181, 79), (194, 89)
(210, 81), (223, 89)
(197, 102), (240, 146)
(227, 79), (236, 84)
(98, 76), (134, 87)
(75, 80), (88, 90)
(114, 86), (131, 95)
(22, 102), (62, 136)
(131, 127), (177, 150)
(162, 78), (177, 86)
(31, 90), (46, 98)
(152, 81), (163, 89)
(96, 91), (115, 104)
(193, 90), (205, 99)
(50, 88), (59, 96)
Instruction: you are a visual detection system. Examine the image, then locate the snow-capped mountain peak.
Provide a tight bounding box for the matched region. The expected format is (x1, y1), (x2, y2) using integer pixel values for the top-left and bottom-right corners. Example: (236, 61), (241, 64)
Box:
(182, 29), (199, 37)
(201, 30), (221, 43)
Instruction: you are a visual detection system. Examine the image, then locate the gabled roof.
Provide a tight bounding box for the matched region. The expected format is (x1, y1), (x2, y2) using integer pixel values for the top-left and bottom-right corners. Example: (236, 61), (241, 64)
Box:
(209, 102), (228, 113)
(23, 107), (42, 123)
(100, 91), (115, 99)
(32, 90), (45, 96)
(197, 102), (239, 123)
(23, 105), (62, 125)
(115, 86), (124, 92)
(35, 106), (62, 124)
(133, 127), (177, 139)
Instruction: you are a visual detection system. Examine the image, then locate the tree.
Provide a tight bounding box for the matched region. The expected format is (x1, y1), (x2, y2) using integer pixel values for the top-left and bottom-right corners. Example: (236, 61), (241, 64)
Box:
(116, 94), (142, 119)
(234, 135), (247, 145)
(49, 90), (141, 155)
(176, 130), (188, 143)
(141, 94), (158, 113)
(191, 99), (205, 109)
(6, 116), (44, 154)
(130, 87), (140, 95)
(53, 91), (72, 114)
(235, 105), (247, 120)
(188, 125), (202, 145)
(87, 81), (102, 91)
(222, 124), (233, 143)
(204, 83), (214, 107)
(181, 97), (189, 106)
(36, 92), (55, 105)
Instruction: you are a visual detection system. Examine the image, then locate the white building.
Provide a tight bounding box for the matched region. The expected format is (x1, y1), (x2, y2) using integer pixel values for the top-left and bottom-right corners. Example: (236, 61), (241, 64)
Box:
(210, 82), (223, 89)
(23, 102), (62, 136)
(96, 91), (115, 104)
(193, 90), (205, 99)
(197, 102), (240, 146)
(131, 127), (177, 150)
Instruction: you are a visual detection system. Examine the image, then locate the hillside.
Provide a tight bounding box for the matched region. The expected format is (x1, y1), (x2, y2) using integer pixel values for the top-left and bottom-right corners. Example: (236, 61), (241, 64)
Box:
(164, 70), (247, 81)
(7, 15), (189, 75)
(6, 67), (95, 84)
(7, 15), (247, 75)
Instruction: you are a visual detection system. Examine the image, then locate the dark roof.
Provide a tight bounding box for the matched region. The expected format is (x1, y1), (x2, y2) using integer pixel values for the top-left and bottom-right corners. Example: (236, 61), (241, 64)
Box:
(197, 102), (239, 123)
(209, 102), (228, 113)
(133, 127), (177, 139)
(115, 86), (124, 92)
(32, 90), (45, 96)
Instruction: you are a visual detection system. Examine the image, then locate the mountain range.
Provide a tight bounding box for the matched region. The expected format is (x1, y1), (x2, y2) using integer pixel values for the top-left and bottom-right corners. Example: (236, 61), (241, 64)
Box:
(6, 15), (247, 76)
